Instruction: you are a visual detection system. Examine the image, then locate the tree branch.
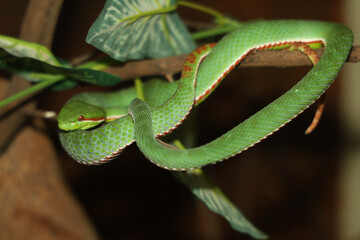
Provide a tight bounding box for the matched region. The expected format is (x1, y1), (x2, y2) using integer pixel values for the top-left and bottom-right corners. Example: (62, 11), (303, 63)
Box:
(1, 45), (358, 118)
(104, 45), (360, 81)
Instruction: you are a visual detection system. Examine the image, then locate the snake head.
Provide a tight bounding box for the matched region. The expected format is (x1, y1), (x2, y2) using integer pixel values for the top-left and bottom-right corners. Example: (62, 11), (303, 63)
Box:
(58, 100), (106, 131)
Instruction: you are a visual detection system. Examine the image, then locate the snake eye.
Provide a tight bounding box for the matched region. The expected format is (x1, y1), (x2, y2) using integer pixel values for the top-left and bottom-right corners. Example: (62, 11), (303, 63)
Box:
(78, 115), (85, 121)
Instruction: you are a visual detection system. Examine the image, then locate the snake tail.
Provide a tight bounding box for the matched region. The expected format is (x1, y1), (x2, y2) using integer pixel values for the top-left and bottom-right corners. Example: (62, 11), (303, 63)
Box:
(129, 20), (353, 170)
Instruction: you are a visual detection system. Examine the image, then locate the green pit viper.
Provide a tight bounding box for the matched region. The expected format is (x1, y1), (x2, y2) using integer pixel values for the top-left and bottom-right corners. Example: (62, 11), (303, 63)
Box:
(58, 20), (353, 170)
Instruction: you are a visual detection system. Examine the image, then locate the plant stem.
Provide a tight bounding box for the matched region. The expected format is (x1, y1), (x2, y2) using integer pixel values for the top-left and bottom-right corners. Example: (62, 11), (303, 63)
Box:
(0, 57), (119, 109)
(0, 76), (63, 108)
(191, 23), (241, 40)
(177, 2), (243, 40)
(134, 78), (145, 101)
(177, 1), (226, 25)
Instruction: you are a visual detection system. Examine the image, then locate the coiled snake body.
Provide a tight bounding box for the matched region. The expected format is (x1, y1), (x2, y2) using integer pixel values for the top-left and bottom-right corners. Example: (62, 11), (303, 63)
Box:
(58, 20), (353, 170)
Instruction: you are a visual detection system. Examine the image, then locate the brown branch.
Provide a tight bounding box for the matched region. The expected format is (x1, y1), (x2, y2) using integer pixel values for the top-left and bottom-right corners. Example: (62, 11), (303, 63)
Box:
(1, 45), (359, 119)
(348, 45), (360, 63)
(104, 45), (360, 81)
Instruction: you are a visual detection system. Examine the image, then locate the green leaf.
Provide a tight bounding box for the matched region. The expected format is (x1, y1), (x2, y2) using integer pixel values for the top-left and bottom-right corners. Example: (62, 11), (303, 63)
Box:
(0, 35), (122, 90)
(173, 170), (268, 239)
(0, 34), (61, 66)
(86, 0), (196, 61)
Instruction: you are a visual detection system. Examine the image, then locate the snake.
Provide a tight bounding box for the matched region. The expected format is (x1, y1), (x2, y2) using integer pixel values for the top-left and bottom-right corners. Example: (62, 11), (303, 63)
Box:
(58, 20), (353, 171)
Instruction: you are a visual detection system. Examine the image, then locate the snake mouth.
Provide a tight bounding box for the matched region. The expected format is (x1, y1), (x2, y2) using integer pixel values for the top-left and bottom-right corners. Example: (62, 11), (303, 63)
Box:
(58, 120), (104, 131)
(58, 121), (74, 131)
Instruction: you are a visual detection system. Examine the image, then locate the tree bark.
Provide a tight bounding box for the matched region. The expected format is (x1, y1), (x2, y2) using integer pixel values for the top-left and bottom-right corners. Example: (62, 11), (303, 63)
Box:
(0, 0), (99, 239)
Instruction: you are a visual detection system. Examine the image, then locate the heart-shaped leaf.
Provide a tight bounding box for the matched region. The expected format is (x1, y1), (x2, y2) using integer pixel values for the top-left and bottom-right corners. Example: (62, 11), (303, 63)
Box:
(87, 0), (196, 61)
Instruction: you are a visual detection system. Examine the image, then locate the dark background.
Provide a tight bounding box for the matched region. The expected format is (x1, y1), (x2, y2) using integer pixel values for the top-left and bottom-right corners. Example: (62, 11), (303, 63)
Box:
(0, 0), (354, 239)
